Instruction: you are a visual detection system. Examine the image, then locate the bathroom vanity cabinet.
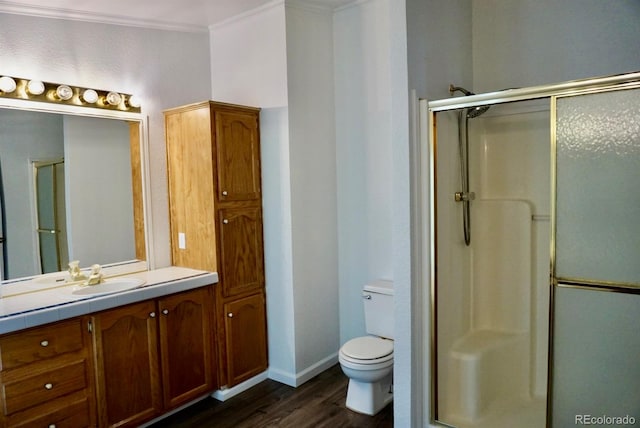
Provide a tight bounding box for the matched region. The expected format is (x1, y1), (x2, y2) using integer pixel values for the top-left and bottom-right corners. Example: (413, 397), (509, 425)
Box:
(0, 266), (216, 428)
(92, 286), (215, 427)
(0, 317), (97, 427)
(165, 101), (268, 388)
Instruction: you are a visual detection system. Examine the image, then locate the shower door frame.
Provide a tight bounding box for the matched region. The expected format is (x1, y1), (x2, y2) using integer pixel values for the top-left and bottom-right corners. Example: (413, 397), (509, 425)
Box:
(425, 70), (640, 427)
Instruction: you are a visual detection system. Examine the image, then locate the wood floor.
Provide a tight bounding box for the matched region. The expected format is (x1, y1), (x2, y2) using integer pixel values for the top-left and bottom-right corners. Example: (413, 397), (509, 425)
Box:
(149, 364), (393, 428)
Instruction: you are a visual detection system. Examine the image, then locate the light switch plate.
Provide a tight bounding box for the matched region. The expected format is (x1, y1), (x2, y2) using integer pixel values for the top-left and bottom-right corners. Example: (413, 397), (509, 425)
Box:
(178, 232), (186, 249)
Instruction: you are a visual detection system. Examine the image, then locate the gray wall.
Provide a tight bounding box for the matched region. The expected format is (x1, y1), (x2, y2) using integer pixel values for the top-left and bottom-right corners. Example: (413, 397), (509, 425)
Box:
(0, 110), (64, 278)
(64, 116), (135, 265)
(472, 0), (640, 92)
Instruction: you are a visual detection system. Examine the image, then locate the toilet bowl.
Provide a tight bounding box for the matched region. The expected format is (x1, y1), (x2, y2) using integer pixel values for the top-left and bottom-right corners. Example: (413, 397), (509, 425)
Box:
(339, 280), (394, 415)
(339, 335), (394, 415)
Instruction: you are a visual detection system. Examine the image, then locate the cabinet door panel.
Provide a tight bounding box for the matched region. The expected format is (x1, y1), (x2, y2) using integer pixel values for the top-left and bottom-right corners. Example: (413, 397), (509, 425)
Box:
(224, 293), (267, 386)
(218, 207), (265, 297)
(214, 110), (261, 201)
(93, 301), (161, 428)
(158, 287), (215, 409)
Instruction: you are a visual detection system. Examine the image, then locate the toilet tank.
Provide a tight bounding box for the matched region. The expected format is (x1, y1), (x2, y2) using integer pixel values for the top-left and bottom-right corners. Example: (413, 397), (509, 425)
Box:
(363, 279), (394, 339)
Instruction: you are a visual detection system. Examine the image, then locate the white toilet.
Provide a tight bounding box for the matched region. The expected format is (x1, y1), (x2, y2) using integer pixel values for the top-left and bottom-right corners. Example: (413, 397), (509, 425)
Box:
(339, 279), (394, 415)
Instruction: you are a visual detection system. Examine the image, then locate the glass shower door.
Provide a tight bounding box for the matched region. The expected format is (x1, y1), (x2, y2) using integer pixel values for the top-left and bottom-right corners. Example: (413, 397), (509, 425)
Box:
(34, 160), (68, 274)
(551, 87), (640, 426)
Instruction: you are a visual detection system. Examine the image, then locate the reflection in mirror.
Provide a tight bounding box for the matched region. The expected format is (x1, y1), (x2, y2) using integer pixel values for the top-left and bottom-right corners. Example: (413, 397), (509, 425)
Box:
(0, 108), (146, 281)
(34, 158), (68, 273)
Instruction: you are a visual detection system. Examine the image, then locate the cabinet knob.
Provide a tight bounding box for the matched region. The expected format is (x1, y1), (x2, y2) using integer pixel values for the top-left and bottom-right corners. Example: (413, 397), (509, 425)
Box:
(49, 424), (56, 428)
(44, 383), (53, 390)
(150, 312), (156, 318)
(162, 309), (169, 315)
(223, 219), (229, 224)
(222, 190), (228, 196)
(40, 340), (49, 347)
(227, 312), (233, 318)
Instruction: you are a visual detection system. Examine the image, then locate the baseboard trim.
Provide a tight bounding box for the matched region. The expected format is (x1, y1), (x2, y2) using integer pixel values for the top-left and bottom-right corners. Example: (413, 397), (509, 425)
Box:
(268, 353), (339, 387)
(211, 371), (270, 401)
(212, 354), (340, 402)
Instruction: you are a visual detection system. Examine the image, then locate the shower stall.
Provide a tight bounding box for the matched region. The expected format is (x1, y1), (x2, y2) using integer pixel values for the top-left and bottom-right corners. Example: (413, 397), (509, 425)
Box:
(426, 72), (640, 427)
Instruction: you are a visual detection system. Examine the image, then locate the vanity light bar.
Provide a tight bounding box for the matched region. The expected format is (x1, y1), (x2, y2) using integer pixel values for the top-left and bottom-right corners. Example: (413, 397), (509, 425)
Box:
(0, 75), (141, 113)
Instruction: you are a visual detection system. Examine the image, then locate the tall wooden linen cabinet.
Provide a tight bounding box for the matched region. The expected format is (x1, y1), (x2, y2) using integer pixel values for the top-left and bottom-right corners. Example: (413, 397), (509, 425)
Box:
(164, 101), (267, 388)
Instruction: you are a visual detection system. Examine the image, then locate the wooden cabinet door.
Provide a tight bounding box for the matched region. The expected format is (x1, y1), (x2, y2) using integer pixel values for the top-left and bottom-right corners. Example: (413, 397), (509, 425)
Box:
(218, 207), (265, 297)
(224, 292), (268, 386)
(157, 287), (216, 409)
(92, 301), (161, 428)
(214, 110), (261, 202)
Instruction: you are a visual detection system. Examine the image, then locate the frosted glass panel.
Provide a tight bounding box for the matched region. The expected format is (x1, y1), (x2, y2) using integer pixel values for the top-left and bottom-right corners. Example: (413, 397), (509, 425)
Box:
(551, 286), (640, 426)
(556, 88), (640, 285)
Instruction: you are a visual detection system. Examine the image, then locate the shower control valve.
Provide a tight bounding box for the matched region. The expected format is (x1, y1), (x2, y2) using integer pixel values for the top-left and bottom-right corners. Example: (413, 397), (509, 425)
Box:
(454, 191), (475, 202)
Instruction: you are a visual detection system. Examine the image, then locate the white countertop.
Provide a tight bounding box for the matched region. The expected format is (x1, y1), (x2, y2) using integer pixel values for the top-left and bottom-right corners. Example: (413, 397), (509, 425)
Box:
(0, 266), (218, 335)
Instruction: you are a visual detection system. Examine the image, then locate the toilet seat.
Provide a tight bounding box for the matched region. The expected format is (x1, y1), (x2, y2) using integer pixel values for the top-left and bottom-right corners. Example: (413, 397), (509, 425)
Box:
(340, 336), (393, 365)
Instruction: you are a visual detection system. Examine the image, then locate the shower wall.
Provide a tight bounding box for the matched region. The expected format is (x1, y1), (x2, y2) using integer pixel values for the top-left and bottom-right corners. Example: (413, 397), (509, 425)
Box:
(473, 103), (550, 398)
(436, 101), (550, 426)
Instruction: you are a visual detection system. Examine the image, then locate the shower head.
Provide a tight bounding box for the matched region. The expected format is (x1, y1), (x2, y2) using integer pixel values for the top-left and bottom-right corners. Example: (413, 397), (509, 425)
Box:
(466, 104), (490, 118)
(448, 84), (490, 118)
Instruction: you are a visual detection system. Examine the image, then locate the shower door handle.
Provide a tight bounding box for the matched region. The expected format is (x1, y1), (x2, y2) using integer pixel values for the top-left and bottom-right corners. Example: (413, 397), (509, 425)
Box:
(37, 228), (59, 234)
(454, 191), (475, 202)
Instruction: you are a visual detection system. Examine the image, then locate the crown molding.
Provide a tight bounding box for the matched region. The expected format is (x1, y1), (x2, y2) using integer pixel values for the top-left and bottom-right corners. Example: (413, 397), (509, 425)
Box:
(334, 0), (374, 14)
(209, 0), (284, 31)
(285, 0), (334, 15)
(0, 1), (208, 33)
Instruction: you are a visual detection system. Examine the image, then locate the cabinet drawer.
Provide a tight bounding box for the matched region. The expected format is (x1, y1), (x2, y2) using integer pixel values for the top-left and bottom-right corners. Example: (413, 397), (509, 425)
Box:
(0, 319), (84, 370)
(5, 392), (91, 428)
(1, 360), (88, 415)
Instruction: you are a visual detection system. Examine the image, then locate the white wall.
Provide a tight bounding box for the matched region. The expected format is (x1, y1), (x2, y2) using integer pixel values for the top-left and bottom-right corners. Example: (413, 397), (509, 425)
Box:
(209, 2), (288, 107)
(0, 12), (212, 271)
(285, 3), (339, 379)
(334, 0), (394, 345)
(259, 106), (296, 381)
(472, 0), (640, 92)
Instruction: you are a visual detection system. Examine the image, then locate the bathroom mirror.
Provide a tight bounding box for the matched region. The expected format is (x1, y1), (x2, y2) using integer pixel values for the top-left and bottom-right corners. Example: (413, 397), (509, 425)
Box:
(0, 99), (149, 282)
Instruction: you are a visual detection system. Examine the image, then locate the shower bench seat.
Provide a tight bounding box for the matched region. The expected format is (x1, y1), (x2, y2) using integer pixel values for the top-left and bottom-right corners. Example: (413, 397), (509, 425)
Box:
(448, 329), (529, 423)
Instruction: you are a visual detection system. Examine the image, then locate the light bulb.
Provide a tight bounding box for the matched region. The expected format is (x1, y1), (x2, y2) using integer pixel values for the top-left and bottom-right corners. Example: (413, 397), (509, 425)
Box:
(82, 89), (98, 104)
(0, 76), (17, 93)
(56, 85), (73, 100)
(105, 91), (122, 106)
(27, 80), (45, 95)
(127, 95), (141, 108)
